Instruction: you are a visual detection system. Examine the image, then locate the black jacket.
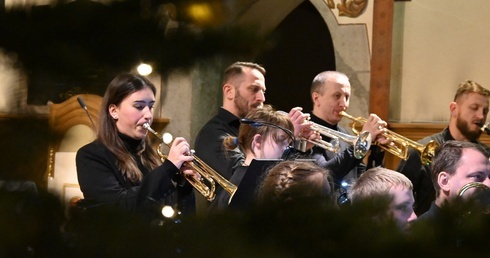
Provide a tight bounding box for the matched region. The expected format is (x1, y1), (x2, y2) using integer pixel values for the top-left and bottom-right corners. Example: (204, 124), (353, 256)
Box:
(76, 138), (195, 218)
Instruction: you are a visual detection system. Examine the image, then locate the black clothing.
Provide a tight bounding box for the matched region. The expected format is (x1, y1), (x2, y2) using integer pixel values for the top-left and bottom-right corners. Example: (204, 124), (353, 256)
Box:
(76, 134), (195, 218)
(216, 165), (247, 209)
(397, 127), (490, 216)
(194, 107), (245, 180)
(309, 113), (368, 186)
(416, 201), (440, 221)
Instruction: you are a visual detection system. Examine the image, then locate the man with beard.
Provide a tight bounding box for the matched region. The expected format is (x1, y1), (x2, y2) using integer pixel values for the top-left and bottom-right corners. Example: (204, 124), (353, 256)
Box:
(397, 80), (490, 216)
(195, 62), (266, 183)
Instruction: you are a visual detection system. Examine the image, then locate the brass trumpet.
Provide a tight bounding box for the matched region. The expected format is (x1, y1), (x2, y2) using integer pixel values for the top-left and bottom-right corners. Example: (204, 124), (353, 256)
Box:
(458, 182), (490, 197)
(309, 122), (372, 159)
(458, 182), (490, 214)
(339, 111), (439, 165)
(276, 110), (340, 153)
(294, 131), (340, 154)
(143, 123), (237, 203)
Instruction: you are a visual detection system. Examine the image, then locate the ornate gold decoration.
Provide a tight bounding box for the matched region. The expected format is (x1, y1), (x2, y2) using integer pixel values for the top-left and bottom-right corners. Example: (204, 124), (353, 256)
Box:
(326, 0), (335, 9)
(337, 0), (368, 18)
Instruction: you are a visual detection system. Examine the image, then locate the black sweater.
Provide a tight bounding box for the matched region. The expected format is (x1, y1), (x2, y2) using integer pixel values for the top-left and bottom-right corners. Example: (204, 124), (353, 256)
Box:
(76, 134), (195, 218)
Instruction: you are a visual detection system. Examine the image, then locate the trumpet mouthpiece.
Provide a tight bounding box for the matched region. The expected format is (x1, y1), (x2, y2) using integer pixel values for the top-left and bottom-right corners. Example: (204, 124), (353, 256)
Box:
(143, 123), (158, 136)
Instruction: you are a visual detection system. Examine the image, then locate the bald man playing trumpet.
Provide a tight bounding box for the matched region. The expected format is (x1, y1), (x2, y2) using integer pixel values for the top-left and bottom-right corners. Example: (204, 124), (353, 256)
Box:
(307, 71), (389, 193)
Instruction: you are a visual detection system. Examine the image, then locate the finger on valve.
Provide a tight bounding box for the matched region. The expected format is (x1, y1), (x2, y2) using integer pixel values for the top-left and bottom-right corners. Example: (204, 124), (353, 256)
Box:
(168, 137), (192, 168)
(182, 167), (201, 180)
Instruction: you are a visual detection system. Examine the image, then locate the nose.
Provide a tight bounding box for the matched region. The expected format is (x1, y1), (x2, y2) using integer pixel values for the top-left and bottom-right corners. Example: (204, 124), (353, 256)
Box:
(256, 90), (265, 103)
(476, 108), (485, 120)
(339, 97), (348, 109)
(483, 176), (490, 187)
(143, 106), (153, 119)
(407, 210), (417, 223)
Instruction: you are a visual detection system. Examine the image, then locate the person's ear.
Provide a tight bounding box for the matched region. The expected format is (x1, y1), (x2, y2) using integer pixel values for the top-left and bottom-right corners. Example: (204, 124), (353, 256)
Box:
(109, 104), (119, 120)
(312, 92), (320, 107)
(449, 101), (458, 118)
(252, 134), (262, 150)
(438, 171), (451, 192)
(223, 84), (235, 100)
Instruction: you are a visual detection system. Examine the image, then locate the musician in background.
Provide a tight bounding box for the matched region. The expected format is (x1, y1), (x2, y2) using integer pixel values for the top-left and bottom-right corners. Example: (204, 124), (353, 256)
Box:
(76, 74), (197, 220)
(397, 80), (490, 216)
(195, 62), (266, 183)
(348, 167), (417, 230)
(417, 140), (490, 221)
(309, 71), (388, 191)
(215, 105), (296, 209)
(195, 62), (311, 191)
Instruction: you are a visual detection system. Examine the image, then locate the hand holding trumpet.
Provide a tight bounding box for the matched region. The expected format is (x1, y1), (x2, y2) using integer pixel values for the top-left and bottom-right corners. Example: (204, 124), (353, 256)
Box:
(166, 137), (200, 180)
(360, 113), (391, 146)
(287, 107), (321, 150)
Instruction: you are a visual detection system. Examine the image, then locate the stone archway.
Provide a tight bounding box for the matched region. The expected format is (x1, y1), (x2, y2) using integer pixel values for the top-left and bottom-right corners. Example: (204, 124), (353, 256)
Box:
(238, 0), (372, 124)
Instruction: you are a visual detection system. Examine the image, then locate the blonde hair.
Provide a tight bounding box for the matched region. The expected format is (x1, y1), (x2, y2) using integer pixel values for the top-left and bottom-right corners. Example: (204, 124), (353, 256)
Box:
(453, 80), (490, 102)
(348, 167), (412, 204)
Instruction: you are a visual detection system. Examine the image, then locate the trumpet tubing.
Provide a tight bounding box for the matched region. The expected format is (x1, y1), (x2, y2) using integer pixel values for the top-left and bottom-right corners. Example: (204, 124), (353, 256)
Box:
(143, 123), (237, 202)
(339, 111), (438, 165)
(303, 137), (339, 153)
(310, 122), (372, 159)
(458, 182), (490, 197)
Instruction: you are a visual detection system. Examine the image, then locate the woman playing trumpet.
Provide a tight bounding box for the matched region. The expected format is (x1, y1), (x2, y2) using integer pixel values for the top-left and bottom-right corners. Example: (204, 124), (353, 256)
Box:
(76, 74), (198, 219)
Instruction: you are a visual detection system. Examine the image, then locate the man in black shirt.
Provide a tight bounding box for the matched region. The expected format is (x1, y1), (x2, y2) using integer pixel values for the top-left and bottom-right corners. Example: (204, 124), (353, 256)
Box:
(309, 71), (388, 192)
(195, 62), (267, 182)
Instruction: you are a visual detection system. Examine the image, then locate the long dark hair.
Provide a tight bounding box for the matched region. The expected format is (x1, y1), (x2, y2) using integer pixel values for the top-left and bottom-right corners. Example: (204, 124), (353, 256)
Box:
(98, 73), (161, 182)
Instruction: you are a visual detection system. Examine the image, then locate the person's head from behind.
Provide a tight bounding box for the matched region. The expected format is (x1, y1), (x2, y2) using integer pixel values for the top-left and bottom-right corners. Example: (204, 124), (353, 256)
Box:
(311, 71), (351, 125)
(450, 80), (490, 141)
(258, 161), (333, 207)
(223, 105), (294, 161)
(99, 73), (160, 182)
(431, 140), (490, 205)
(222, 62), (266, 118)
(348, 167), (416, 229)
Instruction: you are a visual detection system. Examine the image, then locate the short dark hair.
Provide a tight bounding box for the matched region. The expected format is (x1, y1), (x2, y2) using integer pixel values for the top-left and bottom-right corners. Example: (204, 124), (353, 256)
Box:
(222, 61), (266, 86)
(431, 140), (489, 197)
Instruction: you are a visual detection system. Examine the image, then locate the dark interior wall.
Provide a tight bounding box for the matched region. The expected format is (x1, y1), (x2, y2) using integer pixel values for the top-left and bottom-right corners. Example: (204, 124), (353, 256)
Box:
(255, 1), (335, 113)
(0, 116), (50, 188)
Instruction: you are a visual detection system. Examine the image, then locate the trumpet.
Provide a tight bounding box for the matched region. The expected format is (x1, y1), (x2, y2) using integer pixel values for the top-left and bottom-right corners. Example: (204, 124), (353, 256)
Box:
(458, 182), (490, 215)
(339, 111), (439, 165)
(458, 182), (490, 197)
(143, 123), (237, 203)
(276, 110), (341, 153)
(309, 122), (372, 159)
(298, 135), (340, 154)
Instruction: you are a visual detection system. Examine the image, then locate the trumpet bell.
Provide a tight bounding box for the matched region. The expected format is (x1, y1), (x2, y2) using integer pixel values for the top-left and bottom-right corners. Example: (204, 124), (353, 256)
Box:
(458, 182), (490, 215)
(353, 131), (372, 159)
